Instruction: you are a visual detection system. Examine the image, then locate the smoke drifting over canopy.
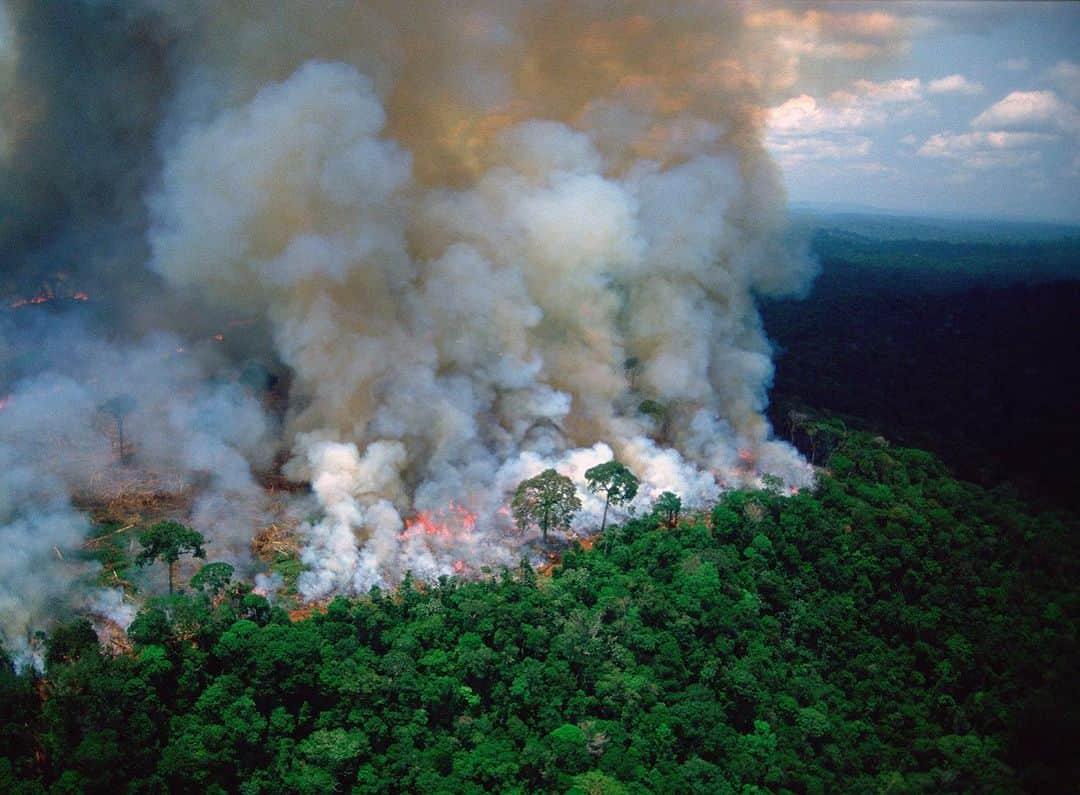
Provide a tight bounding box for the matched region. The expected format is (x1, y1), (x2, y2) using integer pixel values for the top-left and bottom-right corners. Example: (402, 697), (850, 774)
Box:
(1, 2), (817, 648)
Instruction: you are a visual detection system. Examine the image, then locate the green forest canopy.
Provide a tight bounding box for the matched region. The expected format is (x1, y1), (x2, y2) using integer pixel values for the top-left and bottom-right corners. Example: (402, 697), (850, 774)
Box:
(1, 425), (1076, 793)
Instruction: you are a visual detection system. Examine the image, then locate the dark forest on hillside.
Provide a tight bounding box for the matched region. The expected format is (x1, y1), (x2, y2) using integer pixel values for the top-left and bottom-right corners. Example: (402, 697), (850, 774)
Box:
(765, 227), (1080, 512)
(2, 223), (1078, 793)
(2, 427), (1077, 793)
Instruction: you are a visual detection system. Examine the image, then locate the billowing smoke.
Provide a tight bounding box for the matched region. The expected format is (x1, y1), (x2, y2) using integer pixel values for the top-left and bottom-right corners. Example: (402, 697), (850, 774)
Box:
(0, 312), (277, 659)
(2, 2), (821, 643)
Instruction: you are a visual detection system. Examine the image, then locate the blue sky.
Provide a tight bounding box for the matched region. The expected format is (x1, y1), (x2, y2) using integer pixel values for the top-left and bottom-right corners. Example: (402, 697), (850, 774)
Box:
(758, 2), (1080, 222)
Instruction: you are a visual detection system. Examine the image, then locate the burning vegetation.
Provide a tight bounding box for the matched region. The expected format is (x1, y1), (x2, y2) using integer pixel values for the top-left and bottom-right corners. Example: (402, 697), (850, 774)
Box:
(4, 275), (91, 310)
(0, 1), (822, 659)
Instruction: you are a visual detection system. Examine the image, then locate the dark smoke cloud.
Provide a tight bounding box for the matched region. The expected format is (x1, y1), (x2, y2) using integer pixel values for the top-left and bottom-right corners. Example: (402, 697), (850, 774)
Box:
(0, 2), (174, 298)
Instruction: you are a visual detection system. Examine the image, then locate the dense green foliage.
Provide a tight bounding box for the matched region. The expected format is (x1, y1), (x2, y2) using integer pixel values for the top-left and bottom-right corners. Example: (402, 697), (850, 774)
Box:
(801, 225), (1080, 293)
(584, 461), (639, 534)
(513, 469), (582, 543)
(136, 521), (207, 595)
(654, 492), (681, 528)
(2, 428), (1075, 793)
(763, 250), (1080, 510)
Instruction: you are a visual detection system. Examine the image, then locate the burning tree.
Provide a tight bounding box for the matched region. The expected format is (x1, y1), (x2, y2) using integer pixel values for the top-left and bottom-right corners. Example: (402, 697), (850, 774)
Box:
(100, 393), (136, 464)
(584, 460), (639, 534)
(136, 520), (206, 595)
(512, 469), (581, 544)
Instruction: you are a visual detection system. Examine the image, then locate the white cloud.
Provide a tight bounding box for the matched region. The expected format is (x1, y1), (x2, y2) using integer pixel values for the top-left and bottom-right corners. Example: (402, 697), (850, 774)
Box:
(1047, 60), (1080, 82)
(767, 76), (930, 173)
(767, 134), (872, 165)
(848, 77), (923, 103)
(899, 134), (917, 146)
(972, 90), (1080, 135)
(962, 150), (1042, 171)
(746, 8), (919, 62)
(928, 74), (984, 95)
(918, 130), (1055, 171)
(999, 57), (1030, 72)
(769, 77), (924, 136)
(767, 94), (870, 134)
(918, 130), (1056, 158)
(1046, 60), (1080, 103)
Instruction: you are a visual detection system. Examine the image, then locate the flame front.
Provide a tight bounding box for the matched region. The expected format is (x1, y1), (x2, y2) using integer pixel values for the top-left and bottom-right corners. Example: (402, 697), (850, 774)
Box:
(401, 502), (478, 543)
(10, 294), (51, 309)
(8, 285), (90, 309)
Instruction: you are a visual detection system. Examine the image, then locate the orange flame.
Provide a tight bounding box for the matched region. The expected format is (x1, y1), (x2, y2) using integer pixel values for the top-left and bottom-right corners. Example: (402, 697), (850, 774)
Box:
(401, 502), (478, 542)
(10, 294), (51, 309)
(9, 286), (89, 308)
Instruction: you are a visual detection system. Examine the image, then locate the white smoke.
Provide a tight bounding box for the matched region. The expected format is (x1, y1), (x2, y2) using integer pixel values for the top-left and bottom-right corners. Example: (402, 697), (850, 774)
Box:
(2, 3), (822, 626)
(0, 329), (274, 658)
(144, 3), (815, 599)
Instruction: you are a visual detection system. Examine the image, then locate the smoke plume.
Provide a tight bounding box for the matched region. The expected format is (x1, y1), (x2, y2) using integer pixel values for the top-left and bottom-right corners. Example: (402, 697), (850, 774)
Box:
(2, 2), (821, 645)
(0, 315), (275, 659)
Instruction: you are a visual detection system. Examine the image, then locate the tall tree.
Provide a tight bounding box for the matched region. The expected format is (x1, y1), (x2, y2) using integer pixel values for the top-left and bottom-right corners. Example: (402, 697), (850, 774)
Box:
(100, 393), (136, 464)
(584, 460), (639, 534)
(190, 561), (235, 598)
(512, 469), (581, 544)
(655, 491), (682, 528)
(136, 520), (206, 594)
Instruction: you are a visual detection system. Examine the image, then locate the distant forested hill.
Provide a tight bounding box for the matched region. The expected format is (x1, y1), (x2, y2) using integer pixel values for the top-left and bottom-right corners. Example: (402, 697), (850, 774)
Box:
(2, 428), (1077, 792)
(765, 220), (1080, 510)
(806, 230), (1080, 292)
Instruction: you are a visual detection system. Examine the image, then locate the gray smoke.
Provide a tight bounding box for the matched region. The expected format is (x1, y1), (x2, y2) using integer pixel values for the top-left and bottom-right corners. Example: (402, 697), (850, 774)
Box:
(0, 325), (274, 662)
(2, 2), (821, 640)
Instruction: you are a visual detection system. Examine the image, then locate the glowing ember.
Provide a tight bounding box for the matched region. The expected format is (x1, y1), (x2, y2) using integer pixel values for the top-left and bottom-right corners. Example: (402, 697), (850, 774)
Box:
(737, 448), (755, 465)
(211, 333), (224, 342)
(10, 294), (51, 309)
(8, 287), (90, 308)
(453, 560), (466, 573)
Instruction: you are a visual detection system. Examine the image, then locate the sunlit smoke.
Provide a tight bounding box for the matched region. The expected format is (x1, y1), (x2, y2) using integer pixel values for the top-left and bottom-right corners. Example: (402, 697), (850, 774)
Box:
(0, 2), (828, 636)
(141, 2), (818, 598)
